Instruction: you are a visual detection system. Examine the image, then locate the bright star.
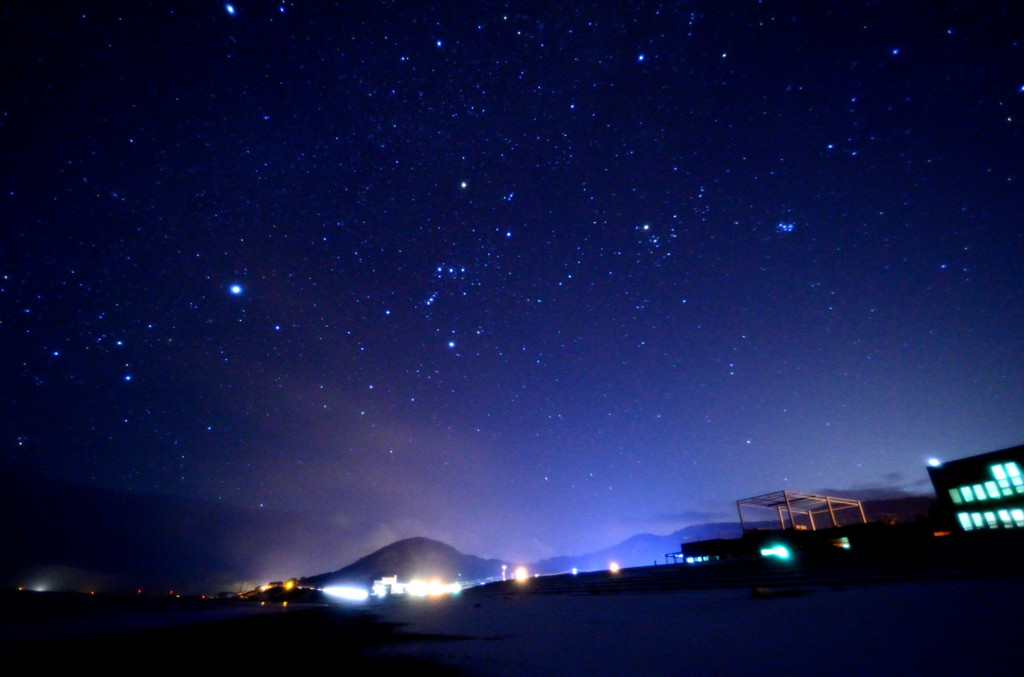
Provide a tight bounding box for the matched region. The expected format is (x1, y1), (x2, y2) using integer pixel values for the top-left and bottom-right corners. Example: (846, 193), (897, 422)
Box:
(225, 4), (235, 15)
(230, 284), (243, 295)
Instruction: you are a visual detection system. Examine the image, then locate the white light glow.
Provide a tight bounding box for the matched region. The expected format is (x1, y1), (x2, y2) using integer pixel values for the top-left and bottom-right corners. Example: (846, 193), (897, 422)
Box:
(402, 579), (461, 597)
(323, 586), (369, 601)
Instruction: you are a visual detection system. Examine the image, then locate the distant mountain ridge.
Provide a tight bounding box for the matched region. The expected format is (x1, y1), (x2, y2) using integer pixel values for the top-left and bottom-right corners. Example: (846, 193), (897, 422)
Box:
(534, 522), (744, 573)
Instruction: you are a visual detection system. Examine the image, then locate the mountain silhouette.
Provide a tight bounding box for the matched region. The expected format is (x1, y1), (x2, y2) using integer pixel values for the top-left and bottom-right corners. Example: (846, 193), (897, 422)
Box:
(302, 537), (507, 589)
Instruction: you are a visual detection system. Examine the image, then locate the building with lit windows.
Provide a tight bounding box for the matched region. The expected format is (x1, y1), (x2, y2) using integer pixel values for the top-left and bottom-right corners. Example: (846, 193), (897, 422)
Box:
(927, 444), (1024, 532)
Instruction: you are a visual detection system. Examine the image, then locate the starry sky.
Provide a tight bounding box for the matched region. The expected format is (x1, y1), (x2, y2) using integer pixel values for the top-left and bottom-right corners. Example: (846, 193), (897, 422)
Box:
(3, 1), (1023, 591)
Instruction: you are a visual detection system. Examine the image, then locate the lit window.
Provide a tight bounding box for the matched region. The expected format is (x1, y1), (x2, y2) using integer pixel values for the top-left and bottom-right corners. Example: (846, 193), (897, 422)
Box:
(1005, 463), (1023, 490)
(958, 513), (973, 530)
(949, 489), (963, 505)
(971, 513), (984, 528)
(1012, 509), (1024, 527)
(961, 486), (975, 502)
(984, 512), (997, 528)
(998, 510), (1012, 527)
(985, 481), (1000, 499)
(992, 465), (1007, 480)
(974, 484), (988, 501)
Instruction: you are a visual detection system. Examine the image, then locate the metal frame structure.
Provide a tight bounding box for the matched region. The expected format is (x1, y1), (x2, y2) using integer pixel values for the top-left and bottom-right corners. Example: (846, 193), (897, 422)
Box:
(737, 490), (866, 532)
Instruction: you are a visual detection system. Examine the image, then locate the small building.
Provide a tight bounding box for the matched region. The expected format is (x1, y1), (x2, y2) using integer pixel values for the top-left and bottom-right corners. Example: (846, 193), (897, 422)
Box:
(927, 444), (1024, 532)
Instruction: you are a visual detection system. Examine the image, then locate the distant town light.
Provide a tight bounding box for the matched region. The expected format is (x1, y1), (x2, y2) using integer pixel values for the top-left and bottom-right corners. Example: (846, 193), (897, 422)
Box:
(928, 458), (942, 467)
(609, 562), (620, 573)
(514, 566), (528, 581)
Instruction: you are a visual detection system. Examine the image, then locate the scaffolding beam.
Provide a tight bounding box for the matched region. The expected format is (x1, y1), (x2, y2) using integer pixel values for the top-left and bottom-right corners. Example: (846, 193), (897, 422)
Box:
(736, 491), (866, 533)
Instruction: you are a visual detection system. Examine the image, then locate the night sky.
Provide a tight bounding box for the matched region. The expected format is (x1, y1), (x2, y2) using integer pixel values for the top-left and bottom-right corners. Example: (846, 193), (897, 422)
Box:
(3, 1), (1023, 591)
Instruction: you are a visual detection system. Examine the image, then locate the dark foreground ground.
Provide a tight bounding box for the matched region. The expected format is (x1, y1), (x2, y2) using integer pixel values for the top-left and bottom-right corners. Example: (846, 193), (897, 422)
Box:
(6, 532), (1023, 676)
(1, 591), (463, 673)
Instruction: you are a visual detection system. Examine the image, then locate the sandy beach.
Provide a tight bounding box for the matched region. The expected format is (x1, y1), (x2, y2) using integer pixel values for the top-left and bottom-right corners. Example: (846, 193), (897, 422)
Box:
(365, 577), (1023, 676)
(5, 573), (1021, 675)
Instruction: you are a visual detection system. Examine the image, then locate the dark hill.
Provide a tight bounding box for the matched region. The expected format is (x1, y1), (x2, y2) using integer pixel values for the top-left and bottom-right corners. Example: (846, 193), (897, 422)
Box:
(301, 537), (506, 589)
(533, 522), (744, 574)
(861, 495), (937, 524)
(0, 462), (265, 594)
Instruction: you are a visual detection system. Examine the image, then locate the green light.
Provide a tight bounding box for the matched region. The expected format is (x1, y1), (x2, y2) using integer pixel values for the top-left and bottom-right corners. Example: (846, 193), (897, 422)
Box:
(760, 545), (790, 559)
(985, 481), (999, 499)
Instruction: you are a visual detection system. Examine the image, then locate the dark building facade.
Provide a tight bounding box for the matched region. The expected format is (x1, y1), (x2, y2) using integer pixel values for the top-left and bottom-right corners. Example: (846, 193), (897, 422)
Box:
(928, 444), (1024, 532)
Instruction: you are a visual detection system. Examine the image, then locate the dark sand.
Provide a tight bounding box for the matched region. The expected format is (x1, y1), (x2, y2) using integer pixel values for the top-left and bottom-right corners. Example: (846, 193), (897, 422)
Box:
(1, 591), (463, 673)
